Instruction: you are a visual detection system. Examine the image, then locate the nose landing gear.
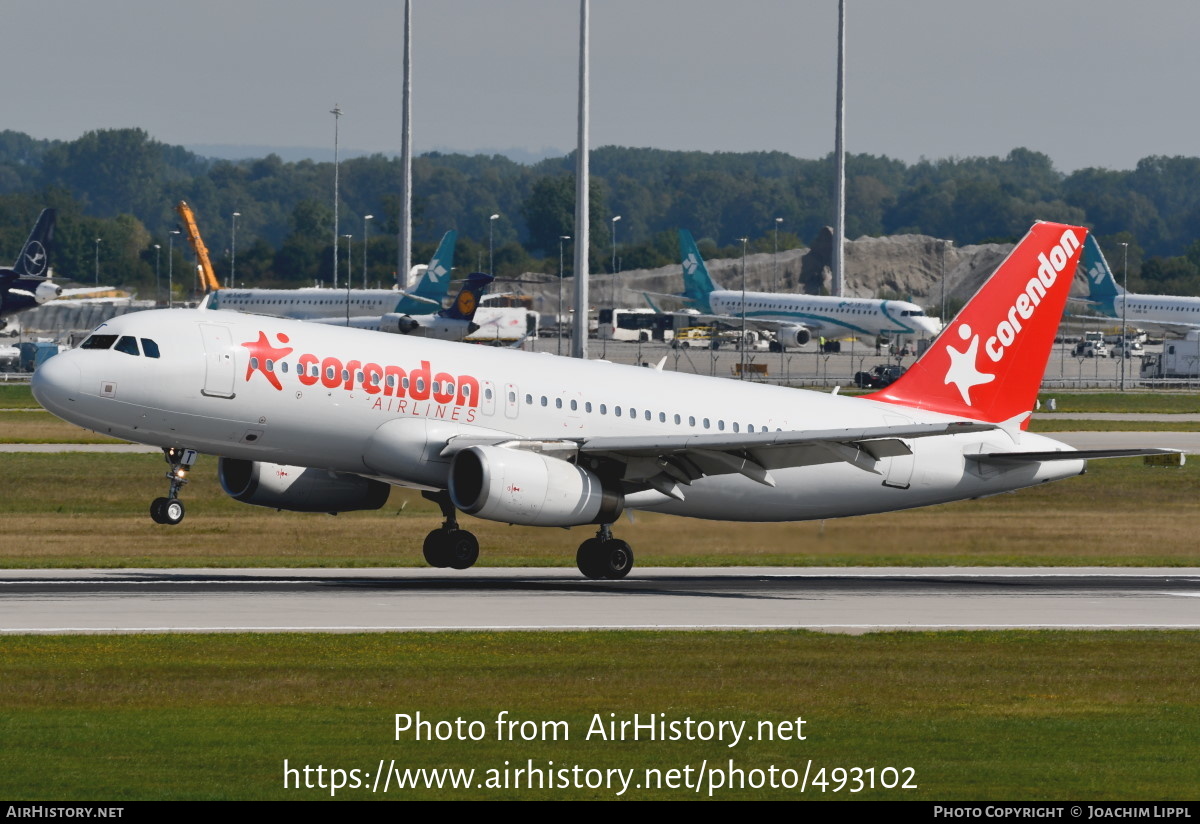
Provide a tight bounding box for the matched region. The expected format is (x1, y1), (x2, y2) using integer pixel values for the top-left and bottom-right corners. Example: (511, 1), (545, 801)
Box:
(150, 447), (197, 525)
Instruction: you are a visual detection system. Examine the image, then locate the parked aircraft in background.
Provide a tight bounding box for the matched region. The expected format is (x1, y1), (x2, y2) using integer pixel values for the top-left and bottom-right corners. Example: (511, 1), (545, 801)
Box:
(32, 222), (1170, 579)
(1074, 233), (1200, 334)
(0, 209), (61, 328)
(202, 230), (458, 319)
(650, 229), (940, 350)
(314, 273), (493, 341)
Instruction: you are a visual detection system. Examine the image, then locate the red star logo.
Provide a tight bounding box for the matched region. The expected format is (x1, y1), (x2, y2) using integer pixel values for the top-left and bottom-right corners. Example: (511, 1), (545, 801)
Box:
(241, 331), (294, 391)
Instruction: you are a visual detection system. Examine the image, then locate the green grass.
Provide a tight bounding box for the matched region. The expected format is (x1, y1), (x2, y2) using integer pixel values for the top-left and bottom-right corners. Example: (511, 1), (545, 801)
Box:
(0, 454), (1194, 567)
(0, 631), (1195, 800)
(0, 383), (37, 408)
(1029, 418), (1199, 432)
(1035, 391), (1200, 414)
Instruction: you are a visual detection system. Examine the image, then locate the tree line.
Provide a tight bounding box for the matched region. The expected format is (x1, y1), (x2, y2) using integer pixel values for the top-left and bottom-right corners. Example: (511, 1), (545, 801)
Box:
(3, 128), (1200, 298)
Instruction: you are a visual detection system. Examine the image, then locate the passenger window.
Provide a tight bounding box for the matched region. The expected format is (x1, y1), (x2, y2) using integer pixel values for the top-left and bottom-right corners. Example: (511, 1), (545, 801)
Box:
(140, 339), (160, 358)
(645, 410), (652, 421)
(556, 398), (563, 409)
(114, 336), (140, 356)
(718, 420), (725, 431)
(615, 406), (622, 416)
(674, 414), (681, 424)
(689, 416), (696, 426)
(525, 394), (532, 404)
(585, 402), (593, 413)
(629, 408), (636, 418)
(703, 418), (710, 429)
(658, 412), (665, 422)
(541, 396), (548, 407)
(484, 386), (492, 399)
(600, 404), (607, 415)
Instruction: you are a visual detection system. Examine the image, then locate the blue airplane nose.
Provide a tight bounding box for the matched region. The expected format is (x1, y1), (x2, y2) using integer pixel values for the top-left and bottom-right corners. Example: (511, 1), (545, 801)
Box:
(31, 352), (80, 414)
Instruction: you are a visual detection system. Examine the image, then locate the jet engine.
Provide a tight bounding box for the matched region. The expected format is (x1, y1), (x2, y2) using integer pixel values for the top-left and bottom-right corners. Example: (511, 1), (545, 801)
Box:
(778, 325), (811, 347)
(35, 281), (62, 304)
(379, 314), (421, 335)
(448, 445), (622, 527)
(218, 458), (390, 513)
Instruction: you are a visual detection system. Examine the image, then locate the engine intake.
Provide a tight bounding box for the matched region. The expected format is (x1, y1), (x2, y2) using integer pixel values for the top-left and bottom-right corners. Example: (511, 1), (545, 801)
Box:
(449, 445), (622, 527)
(218, 458), (390, 513)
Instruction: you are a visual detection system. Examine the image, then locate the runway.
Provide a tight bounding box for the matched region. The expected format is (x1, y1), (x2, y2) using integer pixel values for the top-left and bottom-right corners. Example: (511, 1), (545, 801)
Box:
(2, 567), (1197, 634)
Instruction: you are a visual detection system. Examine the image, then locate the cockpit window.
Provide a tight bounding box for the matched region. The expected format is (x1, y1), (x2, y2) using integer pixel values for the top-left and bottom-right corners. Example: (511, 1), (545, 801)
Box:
(114, 336), (140, 356)
(80, 334), (118, 350)
(141, 339), (160, 359)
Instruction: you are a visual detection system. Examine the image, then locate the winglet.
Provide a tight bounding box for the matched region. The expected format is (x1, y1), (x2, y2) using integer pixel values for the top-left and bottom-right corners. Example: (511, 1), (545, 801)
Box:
(871, 222), (1086, 428)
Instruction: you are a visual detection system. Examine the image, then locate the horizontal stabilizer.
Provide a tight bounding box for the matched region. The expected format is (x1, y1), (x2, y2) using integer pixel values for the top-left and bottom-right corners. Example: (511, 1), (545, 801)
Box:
(967, 448), (1180, 464)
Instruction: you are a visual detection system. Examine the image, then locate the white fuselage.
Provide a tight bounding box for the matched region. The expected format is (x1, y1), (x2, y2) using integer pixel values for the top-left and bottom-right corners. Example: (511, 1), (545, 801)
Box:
(706, 290), (941, 340)
(33, 309), (1080, 523)
(1114, 293), (1200, 331)
(207, 288), (404, 319)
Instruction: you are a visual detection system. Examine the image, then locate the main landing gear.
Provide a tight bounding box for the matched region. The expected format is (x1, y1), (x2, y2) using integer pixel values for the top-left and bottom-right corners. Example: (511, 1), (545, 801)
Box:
(421, 491), (480, 570)
(150, 447), (197, 525)
(576, 524), (634, 580)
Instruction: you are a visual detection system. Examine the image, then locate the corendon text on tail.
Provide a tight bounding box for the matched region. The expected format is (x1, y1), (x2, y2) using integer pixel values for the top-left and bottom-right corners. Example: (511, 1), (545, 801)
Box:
(31, 221), (1176, 579)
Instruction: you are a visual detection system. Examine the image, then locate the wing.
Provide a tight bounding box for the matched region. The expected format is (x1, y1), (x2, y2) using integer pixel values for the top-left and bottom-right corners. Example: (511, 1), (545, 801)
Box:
(441, 421), (997, 499)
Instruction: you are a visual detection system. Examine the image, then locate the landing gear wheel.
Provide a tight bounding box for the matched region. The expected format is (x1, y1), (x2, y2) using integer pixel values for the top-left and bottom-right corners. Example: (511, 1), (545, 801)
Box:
(423, 530), (450, 568)
(151, 497), (185, 525)
(444, 530), (480, 570)
(577, 537), (635, 579)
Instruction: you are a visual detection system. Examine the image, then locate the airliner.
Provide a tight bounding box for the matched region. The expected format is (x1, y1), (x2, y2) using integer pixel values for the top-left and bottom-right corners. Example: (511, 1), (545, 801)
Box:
(32, 222), (1169, 579)
(314, 272), (493, 340)
(660, 229), (941, 350)
(1, 209), (62, 328)
(1075, 233), (1200, 334)
(203, 230), (458, 319)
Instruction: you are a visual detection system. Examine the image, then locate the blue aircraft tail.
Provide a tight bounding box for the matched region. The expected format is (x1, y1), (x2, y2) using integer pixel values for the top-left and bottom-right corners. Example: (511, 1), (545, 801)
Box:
(678, 229), (719, 313)
(1080, 234), (1122, 317)
(394, 230), (457, 314)
(6, 209), (55, 278)
(438, 272), (493, 321)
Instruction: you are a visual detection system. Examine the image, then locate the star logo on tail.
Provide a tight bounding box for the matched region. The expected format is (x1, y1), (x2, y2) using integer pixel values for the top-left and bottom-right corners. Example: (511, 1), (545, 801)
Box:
(943, 324), (994, 406)
(241, 331), (294, 391)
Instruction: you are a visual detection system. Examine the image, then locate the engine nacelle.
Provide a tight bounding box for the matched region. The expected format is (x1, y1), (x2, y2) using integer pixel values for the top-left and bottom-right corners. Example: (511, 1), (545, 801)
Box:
(218, 458), (390, 513)
(35, 280), (62, 304)
(779, 325), (811, 347)
(379, 313), (421, 335)
(449, 445), (622, 527)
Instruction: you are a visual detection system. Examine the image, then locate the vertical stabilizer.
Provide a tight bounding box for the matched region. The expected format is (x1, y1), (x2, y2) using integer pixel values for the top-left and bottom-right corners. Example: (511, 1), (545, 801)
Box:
(678, 229), (719, 313)
(394, 230), (456, 314)
(872, 222), (1086, 426)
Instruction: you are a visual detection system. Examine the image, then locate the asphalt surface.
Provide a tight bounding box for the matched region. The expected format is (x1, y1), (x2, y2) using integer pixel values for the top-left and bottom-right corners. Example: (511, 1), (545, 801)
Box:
(1, 567), (1197, 634)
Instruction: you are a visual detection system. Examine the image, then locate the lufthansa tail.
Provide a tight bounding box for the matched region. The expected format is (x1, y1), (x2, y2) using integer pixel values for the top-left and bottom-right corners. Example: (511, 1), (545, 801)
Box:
(4, 208), (55, 278)
(871, 221), (1086, 427)
(438, 272), (493, 323)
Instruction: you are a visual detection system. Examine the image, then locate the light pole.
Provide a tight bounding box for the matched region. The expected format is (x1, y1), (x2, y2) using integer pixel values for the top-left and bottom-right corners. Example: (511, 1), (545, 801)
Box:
(1121, 241), (1129, 391)
(363, 215), (373, 289)
(739, 237), (748, 380)
(93, 238), (101, 285)
(168, 230), (180, 308)
(774, 217), (783, 291)
(941, 239), (953, 325)
(558, 235), (571, 356)
(344, 234), (353, 326)
(331, 104), (342, 288)
(154, 244), (161, 305)
(488, 214), (499, 275)
(230, 211), (240, 287)
(610, 214), (621, 306)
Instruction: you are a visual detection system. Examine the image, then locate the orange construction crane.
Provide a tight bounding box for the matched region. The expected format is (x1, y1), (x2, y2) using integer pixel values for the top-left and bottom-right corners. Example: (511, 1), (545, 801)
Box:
(175, 201), (221, 292)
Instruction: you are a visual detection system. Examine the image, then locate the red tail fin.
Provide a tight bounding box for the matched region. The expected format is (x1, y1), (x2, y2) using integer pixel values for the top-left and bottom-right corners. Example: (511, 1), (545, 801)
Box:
(872, 222), (1086, 426)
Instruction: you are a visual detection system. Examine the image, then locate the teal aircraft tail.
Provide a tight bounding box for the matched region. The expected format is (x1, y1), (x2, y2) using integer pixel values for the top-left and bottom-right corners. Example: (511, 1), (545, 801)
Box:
(1080, 234), (1122, 317)
(394, 230), (457, 314)
(678, 229), (719, 313)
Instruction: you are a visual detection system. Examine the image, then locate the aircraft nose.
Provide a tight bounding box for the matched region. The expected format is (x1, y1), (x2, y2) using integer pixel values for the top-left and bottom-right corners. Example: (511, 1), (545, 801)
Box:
(31, 353), (81, 414)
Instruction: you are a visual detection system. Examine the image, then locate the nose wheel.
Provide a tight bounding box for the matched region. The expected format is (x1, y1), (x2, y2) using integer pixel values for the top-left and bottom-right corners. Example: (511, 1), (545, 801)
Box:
(577, 524), (634, 579)
(421, 491), (480, 569)
(150, 447), (197, 525)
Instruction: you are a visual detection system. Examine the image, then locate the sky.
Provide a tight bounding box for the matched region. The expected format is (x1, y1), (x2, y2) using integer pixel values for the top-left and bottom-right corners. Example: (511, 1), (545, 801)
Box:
(4, 0), (1198, 172)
